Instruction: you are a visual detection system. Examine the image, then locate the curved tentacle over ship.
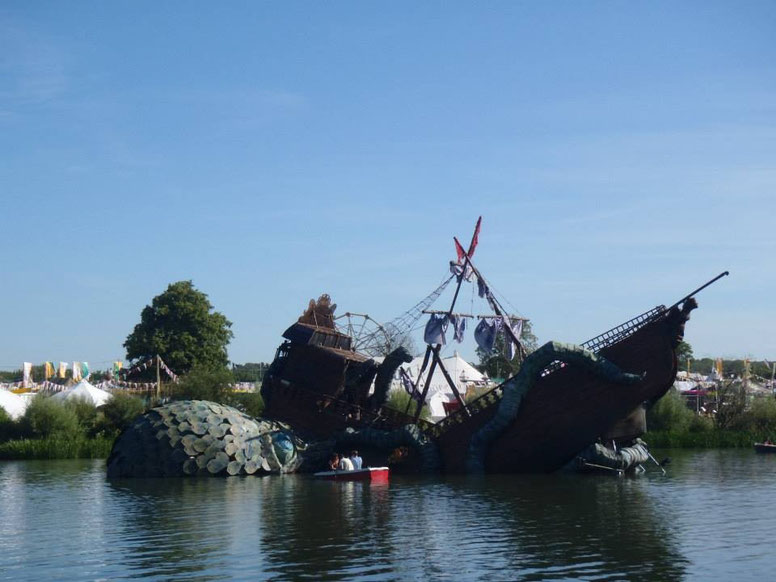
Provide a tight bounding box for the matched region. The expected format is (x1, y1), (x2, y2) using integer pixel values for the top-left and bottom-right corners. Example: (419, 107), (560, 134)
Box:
(465, 341), (644, 474)
(430, 298), (697, 473)
(366, 347), (413, 410)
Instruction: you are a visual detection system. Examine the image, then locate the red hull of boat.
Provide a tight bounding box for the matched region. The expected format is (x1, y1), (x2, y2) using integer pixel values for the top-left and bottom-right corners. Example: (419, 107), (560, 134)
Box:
(314, 467), (389, 482)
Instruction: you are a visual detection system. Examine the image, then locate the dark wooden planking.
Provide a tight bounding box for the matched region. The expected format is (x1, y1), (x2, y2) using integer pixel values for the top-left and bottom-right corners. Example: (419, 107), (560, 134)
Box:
(436, 316), (677, 473)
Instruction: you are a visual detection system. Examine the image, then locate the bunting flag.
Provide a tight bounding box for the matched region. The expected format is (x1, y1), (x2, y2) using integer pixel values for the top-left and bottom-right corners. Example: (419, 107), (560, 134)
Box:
(23, 362), (33, 388)
(72, 362), (82, 382)
(101, 378), (157, 390)
(120, 358), (153, 377)
(44, 362), (55, 380)
(41, 380), (66, 392)
(158, 358), (179, 382)
(58, 361), (68, 379)
(120, 356), (179, 383)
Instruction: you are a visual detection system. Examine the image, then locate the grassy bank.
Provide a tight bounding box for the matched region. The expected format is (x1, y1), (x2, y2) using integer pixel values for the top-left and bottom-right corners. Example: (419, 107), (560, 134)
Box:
(0, 393), (143, 461)
(644, 430), (761, 448)
(0, 436), (114, 460)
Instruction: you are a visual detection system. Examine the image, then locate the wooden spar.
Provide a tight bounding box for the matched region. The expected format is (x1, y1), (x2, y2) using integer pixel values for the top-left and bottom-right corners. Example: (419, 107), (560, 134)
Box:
(422, 310), (529, 320)
(433, 347), (470, 416)
(412, 224), (483, 423)
(156, 355), (161, 401)
(405, 346), (432, 415)
(667, 271), (729, 311)
(413, 347), (440, 422)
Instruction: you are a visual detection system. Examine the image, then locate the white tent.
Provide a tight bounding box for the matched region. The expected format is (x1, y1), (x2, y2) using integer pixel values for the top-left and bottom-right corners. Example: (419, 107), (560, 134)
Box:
(51, 380), (113, 407)
(0, 389), (27, 420)
(385, 351), (491, 420)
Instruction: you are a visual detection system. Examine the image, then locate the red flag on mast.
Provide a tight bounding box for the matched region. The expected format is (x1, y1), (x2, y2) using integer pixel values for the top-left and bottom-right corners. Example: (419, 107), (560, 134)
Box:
(467, 216), (482, 258)
(454, 238), (466, 263)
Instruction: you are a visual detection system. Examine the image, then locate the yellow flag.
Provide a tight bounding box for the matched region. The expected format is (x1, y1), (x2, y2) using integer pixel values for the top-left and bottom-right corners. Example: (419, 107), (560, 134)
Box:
(45, 362), (55, 380)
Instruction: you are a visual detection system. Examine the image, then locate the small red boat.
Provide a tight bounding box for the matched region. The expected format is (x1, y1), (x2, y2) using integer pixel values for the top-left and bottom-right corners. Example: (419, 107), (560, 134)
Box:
(313, 467), (390, 482)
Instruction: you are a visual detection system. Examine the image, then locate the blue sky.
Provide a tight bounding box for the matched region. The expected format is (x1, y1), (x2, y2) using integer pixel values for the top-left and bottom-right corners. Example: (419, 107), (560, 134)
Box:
(1, 2), (774, 371)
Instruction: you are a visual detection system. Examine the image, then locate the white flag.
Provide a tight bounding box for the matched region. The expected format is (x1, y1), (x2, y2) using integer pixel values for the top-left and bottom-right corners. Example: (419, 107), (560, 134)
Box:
(23, 362), (33, 388)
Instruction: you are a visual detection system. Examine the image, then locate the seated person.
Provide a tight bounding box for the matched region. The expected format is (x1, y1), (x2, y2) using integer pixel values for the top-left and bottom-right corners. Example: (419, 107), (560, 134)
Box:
(328, 453), (340, 470)
(350, 450), (363, 470)
(338, 453), (354, 471)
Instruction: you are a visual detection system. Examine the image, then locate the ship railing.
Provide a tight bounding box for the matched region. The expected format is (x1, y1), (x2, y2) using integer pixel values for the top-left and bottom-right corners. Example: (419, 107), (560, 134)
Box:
(430, 304), (668, 435)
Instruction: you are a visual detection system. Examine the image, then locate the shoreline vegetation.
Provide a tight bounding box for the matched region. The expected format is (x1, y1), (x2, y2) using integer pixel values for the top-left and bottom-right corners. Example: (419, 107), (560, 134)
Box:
(645, 387), (776, 448)
(2, 380), (774, 460)
(0, 437), (114, 460)
(0, 369), (265, 461)
(644, 430), (763, 448)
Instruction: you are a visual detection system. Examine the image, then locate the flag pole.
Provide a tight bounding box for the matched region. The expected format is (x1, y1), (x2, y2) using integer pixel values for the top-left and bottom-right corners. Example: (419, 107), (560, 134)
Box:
(156, 355), (161, 401)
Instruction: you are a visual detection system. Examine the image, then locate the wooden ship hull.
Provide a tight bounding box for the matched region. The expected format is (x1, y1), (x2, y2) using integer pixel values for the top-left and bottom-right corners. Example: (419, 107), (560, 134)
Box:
(433, 308), (681, 473)
(261, 293), (697, 474)
(260, 221), (723, 475)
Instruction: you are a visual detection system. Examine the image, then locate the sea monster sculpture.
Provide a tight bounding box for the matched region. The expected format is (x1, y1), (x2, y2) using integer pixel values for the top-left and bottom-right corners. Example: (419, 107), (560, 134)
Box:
(106, 400), (305, 478)
(107, 343), (643, 478)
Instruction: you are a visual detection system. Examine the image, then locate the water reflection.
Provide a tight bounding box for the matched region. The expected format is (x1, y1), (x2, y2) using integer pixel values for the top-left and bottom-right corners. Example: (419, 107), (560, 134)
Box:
(464, 474), (688, 580)
(107, 478), (236, 579)
(258, 477), (395, 580)
(3, 452), (776, 580)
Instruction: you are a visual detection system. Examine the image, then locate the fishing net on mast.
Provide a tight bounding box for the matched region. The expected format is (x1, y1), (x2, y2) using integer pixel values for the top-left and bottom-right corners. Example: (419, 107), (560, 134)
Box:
(335, 274), (455, 357)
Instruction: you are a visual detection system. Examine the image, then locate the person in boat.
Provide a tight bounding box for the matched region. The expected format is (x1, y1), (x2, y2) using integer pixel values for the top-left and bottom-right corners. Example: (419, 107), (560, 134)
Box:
(338, 453), (354, 471)
(350, 450), (362, 470)
(328, 453), (340, 471)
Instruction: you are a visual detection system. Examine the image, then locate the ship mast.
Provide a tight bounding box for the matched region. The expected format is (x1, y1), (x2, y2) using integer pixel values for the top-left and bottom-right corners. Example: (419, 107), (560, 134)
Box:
(409, 217), (526, 423)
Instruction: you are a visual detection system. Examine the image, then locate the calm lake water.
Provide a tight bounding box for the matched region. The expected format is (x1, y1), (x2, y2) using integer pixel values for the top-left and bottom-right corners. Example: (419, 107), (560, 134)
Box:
(2, 449), (776, 581)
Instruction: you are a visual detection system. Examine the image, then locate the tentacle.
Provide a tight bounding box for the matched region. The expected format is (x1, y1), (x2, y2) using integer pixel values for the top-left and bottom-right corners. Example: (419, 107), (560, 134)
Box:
(338, 424), (442, 473)
(466, 341), (643, 473)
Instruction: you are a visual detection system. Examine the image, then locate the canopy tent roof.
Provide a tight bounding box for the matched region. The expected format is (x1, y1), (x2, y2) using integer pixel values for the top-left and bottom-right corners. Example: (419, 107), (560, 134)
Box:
(375, 351), (490, 420)
(395, 351), (488, 397)
(0, 389), (27, 420)
(51, 380), (113, 407)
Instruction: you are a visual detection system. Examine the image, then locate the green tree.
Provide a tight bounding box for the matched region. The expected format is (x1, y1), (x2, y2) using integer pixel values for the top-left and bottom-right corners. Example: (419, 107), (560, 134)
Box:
(124, 281), (233, 374)
(385, 389), (430, 421)
(646, 389), (695, 432)
(171, 365), (235, 403)
(676, 341), (693, 361)
(98, 393), (147, 436)
(476, 320), (538, 380)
